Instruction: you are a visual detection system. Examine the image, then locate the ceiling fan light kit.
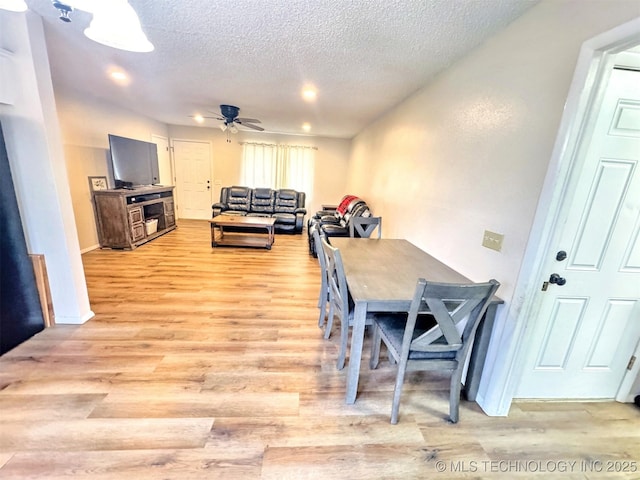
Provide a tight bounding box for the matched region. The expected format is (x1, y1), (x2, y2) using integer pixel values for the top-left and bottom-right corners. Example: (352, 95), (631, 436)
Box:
(195, 104), (264, 142)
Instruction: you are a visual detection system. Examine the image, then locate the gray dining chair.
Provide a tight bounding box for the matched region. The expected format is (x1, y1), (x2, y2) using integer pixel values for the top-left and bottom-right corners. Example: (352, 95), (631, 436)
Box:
(311, 226), (333, 336)
(321, 236), (374, 369)
(349, 216), (382, 239)
(370, 278), (500, 424)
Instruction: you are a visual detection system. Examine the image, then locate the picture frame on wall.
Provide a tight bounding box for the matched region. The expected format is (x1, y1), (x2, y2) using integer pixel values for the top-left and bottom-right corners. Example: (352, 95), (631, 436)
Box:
(88, 176), (108, 193)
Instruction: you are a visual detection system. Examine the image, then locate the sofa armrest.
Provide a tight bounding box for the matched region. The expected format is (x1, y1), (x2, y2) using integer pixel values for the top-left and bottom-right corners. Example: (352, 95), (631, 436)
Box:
(294, 210), (306, 233)
(212, 202), (228, 217)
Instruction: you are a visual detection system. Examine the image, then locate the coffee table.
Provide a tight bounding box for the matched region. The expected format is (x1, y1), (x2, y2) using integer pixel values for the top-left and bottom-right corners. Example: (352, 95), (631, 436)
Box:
(209, 215), (276, 249)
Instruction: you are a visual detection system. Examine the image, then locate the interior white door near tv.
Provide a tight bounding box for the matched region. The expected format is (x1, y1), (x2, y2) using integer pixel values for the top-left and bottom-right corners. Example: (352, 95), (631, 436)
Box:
(172, 139), (212, 220)
(517, 68), (640, 399)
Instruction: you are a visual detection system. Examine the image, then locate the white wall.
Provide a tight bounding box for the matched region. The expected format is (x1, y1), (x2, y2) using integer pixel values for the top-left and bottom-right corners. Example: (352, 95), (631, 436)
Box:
(347, 0), (640, 412)
(0, 10), (92, 324)
(55, 88), (170, 251)
(54, 99), (349, 252)
(168, 125), (351, 218)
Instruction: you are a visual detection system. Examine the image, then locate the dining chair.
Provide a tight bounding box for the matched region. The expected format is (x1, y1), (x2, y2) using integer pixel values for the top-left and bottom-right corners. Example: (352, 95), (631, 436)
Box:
(321, 236), (373, 369)
(370, 278), (500, 424)
(349, 216), (382, 239)
(311, 226), (333, 335)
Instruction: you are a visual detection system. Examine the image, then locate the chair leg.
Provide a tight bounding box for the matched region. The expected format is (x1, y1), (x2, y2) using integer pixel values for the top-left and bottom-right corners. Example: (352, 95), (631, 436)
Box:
(390, 357), (409, 424)
(323, 301), (334, 340)
(317, 287), (327, 328)
(317, 303), (326, 329)
(448, 368), (464, 423)
(336, 314), (349, 370)
(369, 324), (381, 369)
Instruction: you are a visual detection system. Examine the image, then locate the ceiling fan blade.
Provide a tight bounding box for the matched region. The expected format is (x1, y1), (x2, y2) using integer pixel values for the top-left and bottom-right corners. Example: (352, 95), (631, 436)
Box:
(237, 121), (264, 131)
(207, 111), (226, 120)
(236, 117), (261, 124)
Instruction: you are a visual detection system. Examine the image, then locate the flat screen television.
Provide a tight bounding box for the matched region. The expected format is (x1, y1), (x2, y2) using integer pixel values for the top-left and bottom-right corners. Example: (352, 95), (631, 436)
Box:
(108, 134), (160, 188)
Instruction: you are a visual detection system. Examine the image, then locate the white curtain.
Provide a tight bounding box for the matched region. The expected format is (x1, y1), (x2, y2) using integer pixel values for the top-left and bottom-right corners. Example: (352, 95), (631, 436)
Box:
(241, 143), (315, 200)
(241, 143), (278, 188)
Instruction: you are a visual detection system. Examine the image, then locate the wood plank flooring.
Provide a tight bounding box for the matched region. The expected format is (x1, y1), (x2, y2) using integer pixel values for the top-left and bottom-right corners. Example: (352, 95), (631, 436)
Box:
(1, 219), (639, 479)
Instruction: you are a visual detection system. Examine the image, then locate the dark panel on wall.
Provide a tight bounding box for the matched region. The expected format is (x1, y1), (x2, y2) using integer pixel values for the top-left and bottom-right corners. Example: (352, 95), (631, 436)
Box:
(0, 122), (45, 355)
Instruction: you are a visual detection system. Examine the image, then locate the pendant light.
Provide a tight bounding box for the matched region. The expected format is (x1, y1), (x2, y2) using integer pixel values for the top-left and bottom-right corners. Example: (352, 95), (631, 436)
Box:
(0, 0), (28, 12)
(83, 1), (154, 53)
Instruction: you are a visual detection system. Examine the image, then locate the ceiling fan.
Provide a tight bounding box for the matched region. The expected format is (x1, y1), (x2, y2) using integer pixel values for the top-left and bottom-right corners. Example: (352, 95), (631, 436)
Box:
(217, 105), (264, 132)
(192, 104), (264, 142)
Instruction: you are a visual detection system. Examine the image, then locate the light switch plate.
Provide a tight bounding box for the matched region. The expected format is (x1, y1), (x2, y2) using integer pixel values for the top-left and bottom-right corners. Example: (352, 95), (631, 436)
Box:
(482, 230), (504, 252)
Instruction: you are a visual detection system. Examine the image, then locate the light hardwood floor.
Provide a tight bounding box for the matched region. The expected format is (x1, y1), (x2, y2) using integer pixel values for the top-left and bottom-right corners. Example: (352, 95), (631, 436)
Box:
(1, 219), (638, 479)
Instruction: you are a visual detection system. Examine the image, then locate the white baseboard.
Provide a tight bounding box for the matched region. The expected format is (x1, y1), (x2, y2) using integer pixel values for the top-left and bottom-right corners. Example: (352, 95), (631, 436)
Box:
(80, 244), (100, 254)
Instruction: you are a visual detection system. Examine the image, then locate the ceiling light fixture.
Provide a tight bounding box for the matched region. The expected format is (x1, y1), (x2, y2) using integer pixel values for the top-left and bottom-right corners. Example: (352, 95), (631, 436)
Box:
(193, 114), (205, 124)
(109, 69), (128, 83)
(220, 121), (238, 142)
(302, 86), (317, 102)
(84, 1), (154, 53)
(302, 122), (311, 132)
(0, 0), (27, 12)
(35, 0), (155, 52)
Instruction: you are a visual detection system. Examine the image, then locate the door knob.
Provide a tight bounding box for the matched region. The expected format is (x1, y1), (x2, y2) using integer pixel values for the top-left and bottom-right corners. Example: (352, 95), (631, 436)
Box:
(556, 250), (567, 261)
(548, 273), (566, 286)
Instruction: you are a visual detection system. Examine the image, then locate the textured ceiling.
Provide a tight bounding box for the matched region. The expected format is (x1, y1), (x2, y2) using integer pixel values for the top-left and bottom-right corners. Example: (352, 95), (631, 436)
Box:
(27, 0), (539, 138)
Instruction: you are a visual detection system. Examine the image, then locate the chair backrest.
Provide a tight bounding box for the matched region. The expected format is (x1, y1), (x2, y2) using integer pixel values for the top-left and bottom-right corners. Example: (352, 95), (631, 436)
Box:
(320, 237), (350, 320)
(251, 188), (275, 214)
(350, 216), (382, 239)
(403, 279), (500, 361)
(275, 189), (305, 212)
(226, 186), (251, 212)
(312, 226), (329, 282)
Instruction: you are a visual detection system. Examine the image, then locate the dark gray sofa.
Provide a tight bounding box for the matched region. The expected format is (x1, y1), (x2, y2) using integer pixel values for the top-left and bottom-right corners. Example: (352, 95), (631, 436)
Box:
(307, 195), (372, 256)
(212, 186), (307, 234)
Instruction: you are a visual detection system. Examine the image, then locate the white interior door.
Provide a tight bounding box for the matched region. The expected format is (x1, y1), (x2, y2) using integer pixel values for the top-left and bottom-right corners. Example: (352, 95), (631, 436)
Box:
(517, 68), (640, 399)
(172, 139), (212, 220)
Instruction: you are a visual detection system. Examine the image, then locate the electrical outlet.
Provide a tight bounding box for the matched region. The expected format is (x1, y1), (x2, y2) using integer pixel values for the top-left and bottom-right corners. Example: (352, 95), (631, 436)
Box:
(482, 230), (504, 252)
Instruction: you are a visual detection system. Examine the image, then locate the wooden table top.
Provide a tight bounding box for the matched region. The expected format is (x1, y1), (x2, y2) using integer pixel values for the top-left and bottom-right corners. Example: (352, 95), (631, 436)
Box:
(330, 238), (502, 308)
(210, 215), (276, 227)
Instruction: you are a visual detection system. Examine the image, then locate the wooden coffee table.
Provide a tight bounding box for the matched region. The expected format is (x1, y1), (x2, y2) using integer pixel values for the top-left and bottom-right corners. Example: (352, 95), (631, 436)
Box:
(209, 215), (276, 249)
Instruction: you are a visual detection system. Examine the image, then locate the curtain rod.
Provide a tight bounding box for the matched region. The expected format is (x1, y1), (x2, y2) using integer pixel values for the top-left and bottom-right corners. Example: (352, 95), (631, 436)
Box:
(238, 141), (317, 150)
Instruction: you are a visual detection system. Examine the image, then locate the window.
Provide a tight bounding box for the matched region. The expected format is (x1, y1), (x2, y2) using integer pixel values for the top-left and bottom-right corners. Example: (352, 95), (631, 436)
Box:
(241, 142), (315, 199)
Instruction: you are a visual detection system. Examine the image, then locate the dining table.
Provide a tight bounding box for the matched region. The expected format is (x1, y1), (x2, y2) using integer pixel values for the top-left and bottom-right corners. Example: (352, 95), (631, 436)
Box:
(330, 237), (503, 405)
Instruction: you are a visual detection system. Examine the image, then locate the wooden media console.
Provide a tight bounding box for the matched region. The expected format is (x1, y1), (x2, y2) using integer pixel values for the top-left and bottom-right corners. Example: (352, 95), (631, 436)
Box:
(93, 186), (176, 250)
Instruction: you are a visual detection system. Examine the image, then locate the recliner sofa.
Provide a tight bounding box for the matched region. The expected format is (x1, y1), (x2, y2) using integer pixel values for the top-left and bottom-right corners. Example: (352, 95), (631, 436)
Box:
(212, 186), (307, 234)
(307, 194), (372, 255)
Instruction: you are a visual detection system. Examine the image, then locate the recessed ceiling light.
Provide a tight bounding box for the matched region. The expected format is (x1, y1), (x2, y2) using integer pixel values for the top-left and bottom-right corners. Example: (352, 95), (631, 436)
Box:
(302, 86), (317, 102)
(108, 69), (129, 85)
(193, 114), (205, 124)
(302, 122), (311, 132)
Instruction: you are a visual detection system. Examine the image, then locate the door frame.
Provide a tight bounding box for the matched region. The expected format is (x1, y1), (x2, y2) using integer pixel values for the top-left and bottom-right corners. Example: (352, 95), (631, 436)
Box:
(480, 18), (640, 417)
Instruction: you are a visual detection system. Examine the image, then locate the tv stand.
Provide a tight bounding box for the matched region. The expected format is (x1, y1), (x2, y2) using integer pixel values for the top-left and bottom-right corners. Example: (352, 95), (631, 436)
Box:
(93, 186), (176, 250)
